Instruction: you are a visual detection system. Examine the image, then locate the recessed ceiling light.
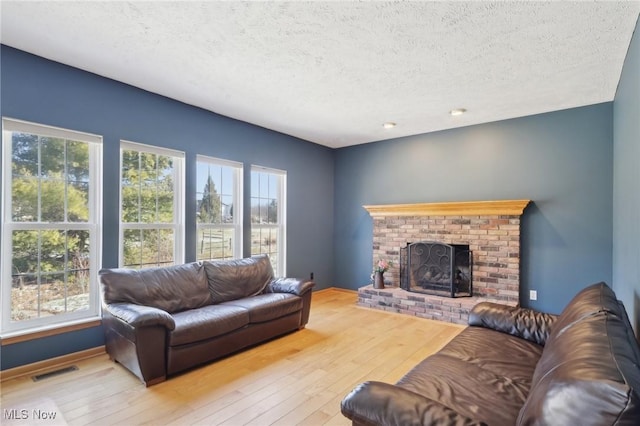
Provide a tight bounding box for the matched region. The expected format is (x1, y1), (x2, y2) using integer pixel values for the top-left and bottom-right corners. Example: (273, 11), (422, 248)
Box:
(450, 108), (467, 116)
(383, 122), (397, 129)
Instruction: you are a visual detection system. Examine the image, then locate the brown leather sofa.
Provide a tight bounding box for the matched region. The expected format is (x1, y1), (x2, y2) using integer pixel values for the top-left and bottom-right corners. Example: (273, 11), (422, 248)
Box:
(341, 282), (640, 425)
(100, 254), (314, 386)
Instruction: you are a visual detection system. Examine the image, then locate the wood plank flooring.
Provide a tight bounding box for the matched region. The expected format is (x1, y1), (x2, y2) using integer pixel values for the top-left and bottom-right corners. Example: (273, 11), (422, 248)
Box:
(0, 289), (464, 425)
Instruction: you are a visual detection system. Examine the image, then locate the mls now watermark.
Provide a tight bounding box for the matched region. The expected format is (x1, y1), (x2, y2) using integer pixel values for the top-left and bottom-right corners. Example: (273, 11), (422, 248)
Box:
(4, 409), (58, 421)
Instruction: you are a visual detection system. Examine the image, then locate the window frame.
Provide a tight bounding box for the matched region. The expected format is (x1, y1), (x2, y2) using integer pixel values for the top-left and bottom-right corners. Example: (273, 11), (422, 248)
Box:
(250, 165), (287, 275)
(119, 140), (185, 269)
(195, 155), (243, 262)
(1, 118), (103, 337)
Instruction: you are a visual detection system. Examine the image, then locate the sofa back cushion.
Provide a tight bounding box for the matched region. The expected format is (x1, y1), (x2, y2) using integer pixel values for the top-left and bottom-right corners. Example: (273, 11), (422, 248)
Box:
(517, 282), (640, 425)
(203, 255), (273, 303)
(547, 281), (622, 342)
(100, 262), (212, 313)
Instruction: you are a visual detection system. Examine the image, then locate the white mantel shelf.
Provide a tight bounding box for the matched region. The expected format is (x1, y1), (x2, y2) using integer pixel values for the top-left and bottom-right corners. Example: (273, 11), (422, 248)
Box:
(363, 199), (531, 217)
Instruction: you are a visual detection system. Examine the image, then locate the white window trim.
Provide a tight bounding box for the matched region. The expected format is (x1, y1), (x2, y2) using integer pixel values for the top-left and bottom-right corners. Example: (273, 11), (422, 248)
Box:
(119, 140), (185, 268)
(1, 118), (103, 336)
(196, 155), (243, 260)
(251, 165), (287, 275)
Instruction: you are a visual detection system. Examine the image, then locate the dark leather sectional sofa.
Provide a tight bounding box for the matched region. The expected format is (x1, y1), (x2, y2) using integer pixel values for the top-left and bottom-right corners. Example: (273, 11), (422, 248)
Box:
(100, 254), (314, 386)
(341, 282), (640, 425)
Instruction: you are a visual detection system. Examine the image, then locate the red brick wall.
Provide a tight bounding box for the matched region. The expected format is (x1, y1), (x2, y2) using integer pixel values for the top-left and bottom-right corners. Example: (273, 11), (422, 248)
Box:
(372, 214), (521, 303)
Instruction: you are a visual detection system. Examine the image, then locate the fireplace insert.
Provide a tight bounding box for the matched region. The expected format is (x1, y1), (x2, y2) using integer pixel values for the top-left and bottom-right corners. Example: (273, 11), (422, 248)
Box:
(400, 241), (472, 297)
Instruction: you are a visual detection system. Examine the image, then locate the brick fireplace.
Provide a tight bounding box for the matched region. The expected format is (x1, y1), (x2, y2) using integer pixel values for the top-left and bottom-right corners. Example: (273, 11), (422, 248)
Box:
(358, 200), (530, 325)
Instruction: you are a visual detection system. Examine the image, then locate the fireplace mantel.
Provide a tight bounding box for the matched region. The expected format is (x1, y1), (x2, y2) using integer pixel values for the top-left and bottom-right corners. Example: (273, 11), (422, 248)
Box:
(363, 199), (530, 217)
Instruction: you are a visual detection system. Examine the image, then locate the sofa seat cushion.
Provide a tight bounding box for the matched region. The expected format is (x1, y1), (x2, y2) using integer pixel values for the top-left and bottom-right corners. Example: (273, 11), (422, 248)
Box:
(437, 326), (544, 384)
(169, 305), (249, 347)
(397, 327), (544, 426)
(221, 293), (302, 323)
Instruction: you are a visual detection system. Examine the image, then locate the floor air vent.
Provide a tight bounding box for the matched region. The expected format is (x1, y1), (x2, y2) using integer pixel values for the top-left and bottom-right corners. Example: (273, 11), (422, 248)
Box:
(32, 365), (78, 382)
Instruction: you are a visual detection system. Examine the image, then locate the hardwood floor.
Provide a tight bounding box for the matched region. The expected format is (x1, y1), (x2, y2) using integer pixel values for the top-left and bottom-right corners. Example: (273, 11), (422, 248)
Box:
(0, 289), (464, 425)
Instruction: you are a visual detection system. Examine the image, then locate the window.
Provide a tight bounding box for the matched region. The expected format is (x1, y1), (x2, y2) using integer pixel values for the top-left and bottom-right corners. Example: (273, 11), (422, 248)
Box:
(196, 156), (242, 261)
(250, 166), (286, 275)
(1, 118), (102, 335)
(120, 141), (184, 269)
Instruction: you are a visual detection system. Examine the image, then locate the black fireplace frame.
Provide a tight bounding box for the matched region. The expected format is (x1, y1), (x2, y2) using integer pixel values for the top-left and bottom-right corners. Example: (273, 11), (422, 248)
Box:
(400, 241), (473, 298)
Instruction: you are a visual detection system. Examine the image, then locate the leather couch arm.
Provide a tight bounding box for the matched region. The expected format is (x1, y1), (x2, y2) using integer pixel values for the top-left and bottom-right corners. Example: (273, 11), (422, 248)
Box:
(265, 278), (314, 296)
(103, 302), (175, 330)
(341, 381), (487, 426)
(468, 302), (557, 346)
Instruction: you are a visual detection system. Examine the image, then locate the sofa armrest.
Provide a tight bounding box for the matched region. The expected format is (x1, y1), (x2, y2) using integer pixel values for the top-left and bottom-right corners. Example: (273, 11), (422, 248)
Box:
(341, 381), (487, 426)
(103, 302), (175, 331)
(469, 302), (557, 346)
(265, 278), (314, 296)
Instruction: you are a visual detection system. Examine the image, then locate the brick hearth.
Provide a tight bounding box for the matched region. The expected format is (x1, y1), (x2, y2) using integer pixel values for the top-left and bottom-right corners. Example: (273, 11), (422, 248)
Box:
(359, 200), (530, 324)
(358, 285), (509, 325)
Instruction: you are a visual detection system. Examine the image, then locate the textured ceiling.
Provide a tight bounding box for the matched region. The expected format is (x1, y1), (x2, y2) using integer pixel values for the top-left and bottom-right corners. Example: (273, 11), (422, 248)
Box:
(1, 1), (639, 148)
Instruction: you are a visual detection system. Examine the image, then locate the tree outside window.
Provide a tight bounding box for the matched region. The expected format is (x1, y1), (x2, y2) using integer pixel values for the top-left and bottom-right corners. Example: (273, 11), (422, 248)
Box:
(196, 156), (242, 262)
(1, 119), (102, 334)
(120, 142), (184, 269)
(250, 166), (286, 275)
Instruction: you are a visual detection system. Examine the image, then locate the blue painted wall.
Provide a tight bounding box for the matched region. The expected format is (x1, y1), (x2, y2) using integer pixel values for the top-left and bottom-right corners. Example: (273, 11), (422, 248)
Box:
(613, 16), (640, 334)
(0, 46), (335, 369)
(334, 103), (614, 315)
(3, 31), (637, 369)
